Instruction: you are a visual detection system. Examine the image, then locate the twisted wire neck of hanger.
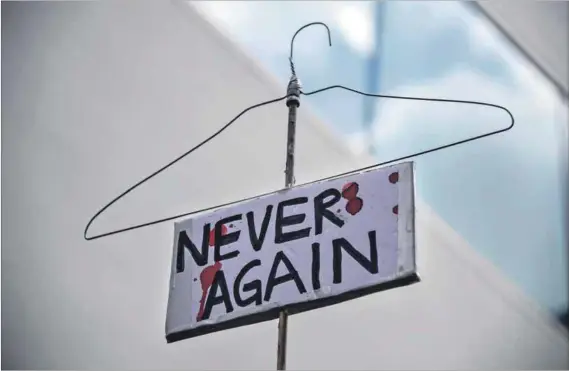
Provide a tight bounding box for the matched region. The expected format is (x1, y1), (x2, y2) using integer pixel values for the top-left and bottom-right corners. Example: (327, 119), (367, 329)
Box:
(289, 22), (332, 77)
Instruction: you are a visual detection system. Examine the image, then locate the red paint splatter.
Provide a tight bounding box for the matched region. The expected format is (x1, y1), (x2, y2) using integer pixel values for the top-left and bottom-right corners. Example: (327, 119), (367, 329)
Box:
(341, 182), (363, 215)
(388, 172), (399, 184)
(196, 261), (222, 321)
(208, 225), (228, 247)
(346, 197), (363, 215)
(392, 205), (398, 215)
(341, 182), (359, 200)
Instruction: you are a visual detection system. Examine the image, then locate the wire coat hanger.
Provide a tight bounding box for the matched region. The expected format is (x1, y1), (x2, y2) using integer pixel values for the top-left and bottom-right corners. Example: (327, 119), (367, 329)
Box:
(84, 22), (515, 241)
(288, 22), (332, 79)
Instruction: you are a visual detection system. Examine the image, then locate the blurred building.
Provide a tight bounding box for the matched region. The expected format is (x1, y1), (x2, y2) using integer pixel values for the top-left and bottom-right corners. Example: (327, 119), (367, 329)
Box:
(2, 1), (568, 369)
(473, 1), (568, 98)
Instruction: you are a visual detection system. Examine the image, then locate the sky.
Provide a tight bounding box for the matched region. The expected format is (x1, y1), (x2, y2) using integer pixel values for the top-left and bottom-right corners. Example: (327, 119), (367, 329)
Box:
(190, 0), (568, 317)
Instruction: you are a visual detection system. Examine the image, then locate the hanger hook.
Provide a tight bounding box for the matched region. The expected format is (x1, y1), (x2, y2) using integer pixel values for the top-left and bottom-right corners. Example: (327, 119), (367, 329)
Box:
(289, 22), (332, 77)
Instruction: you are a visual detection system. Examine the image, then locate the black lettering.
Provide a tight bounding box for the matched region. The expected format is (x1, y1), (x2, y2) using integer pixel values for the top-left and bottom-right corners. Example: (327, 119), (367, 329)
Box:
(311, 242), (321, 290)
(233, 259), (262, 307)
(214, 214), (242, 262)
(275, 197), (311, 244)
(332, 231), (378, 284)
(246, 205), (273, 251)
(176, 224), (210, 271)
(201, 270), (234, 321)
(264, 251), (306, 301)
(314, 188), (344, 235)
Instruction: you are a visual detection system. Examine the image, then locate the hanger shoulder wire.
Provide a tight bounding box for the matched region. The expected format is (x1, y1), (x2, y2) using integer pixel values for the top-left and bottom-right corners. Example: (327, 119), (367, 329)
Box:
(84, 94), (287, 241)
(302, 85), (515, 160)
(84, 86), (514, 241)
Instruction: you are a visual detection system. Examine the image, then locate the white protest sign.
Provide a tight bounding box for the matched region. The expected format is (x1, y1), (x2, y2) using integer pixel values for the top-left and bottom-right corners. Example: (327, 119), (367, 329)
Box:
(166, 162), (417, 342)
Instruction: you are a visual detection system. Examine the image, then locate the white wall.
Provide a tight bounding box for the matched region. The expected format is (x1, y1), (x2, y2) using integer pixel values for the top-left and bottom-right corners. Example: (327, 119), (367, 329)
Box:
(474, 1), (568, 98)
(2, 1), (568, 369)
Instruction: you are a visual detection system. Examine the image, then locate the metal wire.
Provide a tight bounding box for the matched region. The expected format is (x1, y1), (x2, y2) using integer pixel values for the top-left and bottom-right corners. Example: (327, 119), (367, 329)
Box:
(84, 21), (515, 242)
(289, 22), (332, 77)
(83, 86), (514, 241)
(83, 95), (288, 240)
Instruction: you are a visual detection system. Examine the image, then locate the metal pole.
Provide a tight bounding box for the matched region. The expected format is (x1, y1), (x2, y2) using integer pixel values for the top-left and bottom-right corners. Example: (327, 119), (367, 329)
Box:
(277, 74), (301, 371)
(285, 99), (299, 188)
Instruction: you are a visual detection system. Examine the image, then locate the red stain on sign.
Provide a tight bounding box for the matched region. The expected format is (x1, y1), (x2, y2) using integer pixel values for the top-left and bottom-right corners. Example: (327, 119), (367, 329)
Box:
(342, 182), (363, 215)
(342, 182), (359, 200)
(346, 198), (363, 215)
(392, 205), (398, 215)
(209, 225), (228, 247)
(388, 172), (399, 184)
(196, 261), (222, 321)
